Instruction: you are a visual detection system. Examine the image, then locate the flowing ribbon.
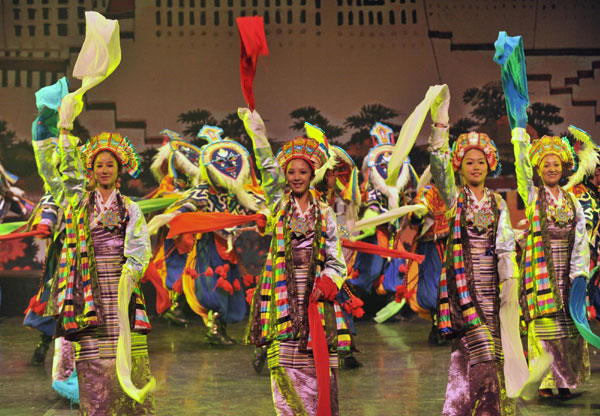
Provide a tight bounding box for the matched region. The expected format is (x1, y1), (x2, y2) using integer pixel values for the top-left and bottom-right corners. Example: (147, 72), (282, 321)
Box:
(59, 12), (121, 130)
(386, 84), (449, 186)
(167, 211), (264, 239)
(116, 268), (156, 404)
(308, 300), (331, 416)
(236, 16), (269, 111)
(341, 239), (424, 263)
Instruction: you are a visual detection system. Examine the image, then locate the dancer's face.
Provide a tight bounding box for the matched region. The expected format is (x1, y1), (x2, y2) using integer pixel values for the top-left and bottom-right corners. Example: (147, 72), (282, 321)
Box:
(539, 154), (562, 187)
(286, 158), (313, 196)
(460, 149), (488, 187)
(93, 151), (119, 189)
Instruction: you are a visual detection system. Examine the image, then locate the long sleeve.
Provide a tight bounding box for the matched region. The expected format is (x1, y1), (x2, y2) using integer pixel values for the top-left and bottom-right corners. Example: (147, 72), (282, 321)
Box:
(321, 206), (348, 288)
(164, 185), (208, 215)
(570, 196), (591, 281)
(58, 132), (86, 209)
(428, 125), (456, 208)
(254, 146), (286, 210)
(495, 198), (519, 283)
(511, 127), (536, 212)
(122, 201), (152, 282)
(33, 139), (66, 210)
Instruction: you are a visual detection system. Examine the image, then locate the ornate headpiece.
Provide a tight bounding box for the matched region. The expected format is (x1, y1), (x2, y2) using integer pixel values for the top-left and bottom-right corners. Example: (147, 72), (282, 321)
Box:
(276, 136), (329, 173)
(81, 132), (141, 178)
(565, 125), (599, 189)
(451, 131), (501, 177)
(151, 129), (202, 185)
(529, 135), (575, 172)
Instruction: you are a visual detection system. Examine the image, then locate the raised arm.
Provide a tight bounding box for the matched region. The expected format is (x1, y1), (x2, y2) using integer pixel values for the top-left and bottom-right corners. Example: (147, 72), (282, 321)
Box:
(428, 125), (456, 209)
(238, 108), (286, 209)
(511, 127), (536, 211)
(57, 131), (87, 209)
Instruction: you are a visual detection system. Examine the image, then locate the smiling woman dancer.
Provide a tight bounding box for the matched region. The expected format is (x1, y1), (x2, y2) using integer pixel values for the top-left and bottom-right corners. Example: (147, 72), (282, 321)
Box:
(240, 108), (350, 416)
(33, 126), (155, 414)
(428, 89), (519, 415)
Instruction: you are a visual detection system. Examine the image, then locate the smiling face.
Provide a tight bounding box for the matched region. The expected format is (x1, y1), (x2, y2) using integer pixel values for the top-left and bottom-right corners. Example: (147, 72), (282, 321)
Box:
(538, 153), (563, 187)
(460, 148), (488, 187)
(211, 147), (243, 179)
(93, 151), (119, 189)
(286, 158), (313, 196)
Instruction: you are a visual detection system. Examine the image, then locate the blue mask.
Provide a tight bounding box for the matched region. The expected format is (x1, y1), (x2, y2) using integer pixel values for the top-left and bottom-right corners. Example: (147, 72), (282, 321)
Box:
(210, 147), (243, 179)
(375, 152), (391, 180)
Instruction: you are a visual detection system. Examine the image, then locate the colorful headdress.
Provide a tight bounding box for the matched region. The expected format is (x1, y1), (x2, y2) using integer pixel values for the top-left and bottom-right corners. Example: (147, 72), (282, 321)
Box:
(151, 129), (202, 185)
(304, 122), (335, 184)
(565, 125), (600, 189)
(81, 132), (141, 178)
(451, 131), (501, 177)
(276, 136), (329, 173)
(529, 135), (575, 172)
(364, 122), (396, 176)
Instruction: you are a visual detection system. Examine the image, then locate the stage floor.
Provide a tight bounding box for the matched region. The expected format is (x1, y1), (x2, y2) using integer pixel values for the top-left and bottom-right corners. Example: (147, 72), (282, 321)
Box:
(1, 316), (600, 415)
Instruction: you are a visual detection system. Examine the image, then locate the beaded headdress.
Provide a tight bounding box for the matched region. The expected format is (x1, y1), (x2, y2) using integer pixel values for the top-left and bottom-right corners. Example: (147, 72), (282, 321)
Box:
(151, 129), (202, 185)
(529, 135), (575, 172)
(451, 131), (501, 177)
(81, 132), (141, 178)
(276, 136), (329, 173)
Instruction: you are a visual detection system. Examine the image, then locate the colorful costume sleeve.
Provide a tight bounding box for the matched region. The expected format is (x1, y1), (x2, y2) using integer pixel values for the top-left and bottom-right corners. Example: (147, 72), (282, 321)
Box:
(321, 206), (348, 288)
(58, 132), (86, 209)
(164, 185), (208, 215)
(122, 200), (152, 282)
(39, 192), (60, 229)
(428, 125), (456, 208)
(238, 108), (286, 210)
(569, 196), (591, 281)
(511, 127), (536, 212)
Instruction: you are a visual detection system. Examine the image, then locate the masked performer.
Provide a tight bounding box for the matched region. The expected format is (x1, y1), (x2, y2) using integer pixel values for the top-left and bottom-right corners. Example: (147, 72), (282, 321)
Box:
(429, 87), (520, 415)
(143, 130), (202, 326)
(147, 125), (265, 345)
(241, 108), (350, 416)
(404, 170), (449, 345)
(348, 123), (416, 299)
(311, 134), (364, 369)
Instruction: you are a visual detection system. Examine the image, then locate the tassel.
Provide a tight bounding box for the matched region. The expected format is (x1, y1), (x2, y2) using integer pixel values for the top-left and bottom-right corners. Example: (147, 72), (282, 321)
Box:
(243, 273), (255, 287)
(205, 266), (214, 277)
(245, 288), (255, 305)
(216, 277), (234, 295)
(172, 278), (183, 295)
(233, 279), (241, 291)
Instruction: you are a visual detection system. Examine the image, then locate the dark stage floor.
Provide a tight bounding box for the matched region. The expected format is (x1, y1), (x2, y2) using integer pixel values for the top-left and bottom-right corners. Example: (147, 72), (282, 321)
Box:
(1, 316), (600, 415)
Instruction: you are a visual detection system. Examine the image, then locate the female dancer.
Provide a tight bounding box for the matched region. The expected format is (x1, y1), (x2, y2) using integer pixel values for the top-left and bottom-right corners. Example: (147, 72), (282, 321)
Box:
(429, 88), (519, 415)
(33, 127), (155, 414)
(512, 131), (590, 399)
(241, 108), (350, 415)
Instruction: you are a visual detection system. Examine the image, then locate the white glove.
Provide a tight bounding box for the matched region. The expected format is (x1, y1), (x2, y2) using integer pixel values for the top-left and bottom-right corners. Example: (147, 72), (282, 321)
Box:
(430, 84), (450, 126)
(238, 107), (269, 149)
(147, 213), (176, 235)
